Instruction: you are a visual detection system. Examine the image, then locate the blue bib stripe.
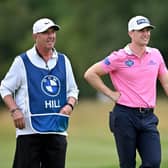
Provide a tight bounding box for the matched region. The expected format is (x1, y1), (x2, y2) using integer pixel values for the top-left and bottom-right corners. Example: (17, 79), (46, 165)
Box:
(21, 52), (69, 132)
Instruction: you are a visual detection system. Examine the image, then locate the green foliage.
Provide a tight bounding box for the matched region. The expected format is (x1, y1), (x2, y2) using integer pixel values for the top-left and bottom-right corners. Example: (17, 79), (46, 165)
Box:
(0, 0), (168, 97)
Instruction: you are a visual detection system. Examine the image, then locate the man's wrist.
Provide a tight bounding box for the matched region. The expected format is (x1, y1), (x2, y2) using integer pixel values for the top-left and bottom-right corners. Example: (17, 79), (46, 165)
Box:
(66, 103), (74, 111)
(10, 107), (21, 113)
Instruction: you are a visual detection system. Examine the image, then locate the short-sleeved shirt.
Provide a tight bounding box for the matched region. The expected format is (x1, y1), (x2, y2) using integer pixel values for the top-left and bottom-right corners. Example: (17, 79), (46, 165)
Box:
(101, 45), (168, 108)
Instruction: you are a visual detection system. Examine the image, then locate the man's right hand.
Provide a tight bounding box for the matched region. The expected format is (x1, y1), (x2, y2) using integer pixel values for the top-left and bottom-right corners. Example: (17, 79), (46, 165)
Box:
(11, 109), (25, 129)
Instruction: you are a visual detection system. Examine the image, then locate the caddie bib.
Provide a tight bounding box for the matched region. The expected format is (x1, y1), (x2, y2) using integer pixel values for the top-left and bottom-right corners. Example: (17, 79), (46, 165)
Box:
(21, 52), (69, 132)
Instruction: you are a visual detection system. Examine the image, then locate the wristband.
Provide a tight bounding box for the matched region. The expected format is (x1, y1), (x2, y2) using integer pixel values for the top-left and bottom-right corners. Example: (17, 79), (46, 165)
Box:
(10, 107), (21, 113)
(66, 103), (74, 110)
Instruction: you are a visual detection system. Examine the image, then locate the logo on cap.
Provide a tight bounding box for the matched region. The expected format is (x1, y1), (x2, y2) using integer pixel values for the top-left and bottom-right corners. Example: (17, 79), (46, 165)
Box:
(137, 18), (150, 25)
(44, 21), (50, 25)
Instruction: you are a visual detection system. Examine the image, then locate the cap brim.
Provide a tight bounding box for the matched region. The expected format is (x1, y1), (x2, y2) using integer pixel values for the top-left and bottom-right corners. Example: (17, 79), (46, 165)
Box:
(35, 24), (61, 34)
(52, 25), (61, 31)
(43, 24), (61, 32)
(134, 24), (155, 31)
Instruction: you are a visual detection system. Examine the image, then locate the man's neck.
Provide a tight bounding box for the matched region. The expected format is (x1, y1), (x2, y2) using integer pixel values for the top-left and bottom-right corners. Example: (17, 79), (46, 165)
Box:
(129, 43), (146, 57)
(36, 46), (53, 62)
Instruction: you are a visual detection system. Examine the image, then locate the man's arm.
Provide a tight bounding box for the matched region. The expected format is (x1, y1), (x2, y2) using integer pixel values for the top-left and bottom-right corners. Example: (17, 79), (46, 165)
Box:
(3, 95), (25, 129)
(159, 72), (168, 96)
(84, 62), (120, 101)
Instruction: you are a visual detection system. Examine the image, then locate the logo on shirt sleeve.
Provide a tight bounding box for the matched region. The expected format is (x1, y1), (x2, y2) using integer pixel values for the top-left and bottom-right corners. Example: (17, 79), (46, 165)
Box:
(104, 57), (111, 65)
(125, 59), (134, 67)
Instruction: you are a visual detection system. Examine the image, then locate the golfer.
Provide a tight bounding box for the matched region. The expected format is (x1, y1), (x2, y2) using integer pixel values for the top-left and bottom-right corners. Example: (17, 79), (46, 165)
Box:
(84, 15), (168, 168)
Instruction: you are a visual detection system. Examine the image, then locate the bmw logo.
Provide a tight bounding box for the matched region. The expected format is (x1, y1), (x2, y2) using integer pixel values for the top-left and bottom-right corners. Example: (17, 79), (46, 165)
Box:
(41, 75), (61, 97)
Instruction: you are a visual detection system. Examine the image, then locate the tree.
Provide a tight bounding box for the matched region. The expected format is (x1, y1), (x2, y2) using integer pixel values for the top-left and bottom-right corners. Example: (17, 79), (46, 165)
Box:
(0, 0), (168, 98)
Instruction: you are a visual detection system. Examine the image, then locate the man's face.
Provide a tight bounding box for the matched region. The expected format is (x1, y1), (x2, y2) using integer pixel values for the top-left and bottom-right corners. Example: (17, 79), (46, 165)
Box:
(129, 27), (151, 46)
(34, 27), (56, 50)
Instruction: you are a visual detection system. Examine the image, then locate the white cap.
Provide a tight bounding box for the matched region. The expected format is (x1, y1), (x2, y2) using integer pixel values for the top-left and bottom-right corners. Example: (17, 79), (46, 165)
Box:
(33, 18), (60, 34)
(128, 16), (155, 32)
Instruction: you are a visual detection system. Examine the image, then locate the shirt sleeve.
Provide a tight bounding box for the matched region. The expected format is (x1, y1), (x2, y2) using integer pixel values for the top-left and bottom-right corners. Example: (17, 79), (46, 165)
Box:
(64, 55), (79, 100)
(101, 51), (119, 73)
(157, 50), (168, 76)
(0, 56), (24, 98)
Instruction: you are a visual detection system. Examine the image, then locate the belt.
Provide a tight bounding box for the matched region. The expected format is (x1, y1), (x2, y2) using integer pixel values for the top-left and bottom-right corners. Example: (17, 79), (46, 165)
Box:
(116, 103), (154, 114)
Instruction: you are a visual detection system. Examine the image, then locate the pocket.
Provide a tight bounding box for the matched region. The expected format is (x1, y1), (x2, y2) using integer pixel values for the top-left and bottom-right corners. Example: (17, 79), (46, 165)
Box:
(109, 111), (115, 133)
(150, 113), (159, 126)
(31, 114), (69, 132)
(55, 114), (69, 132)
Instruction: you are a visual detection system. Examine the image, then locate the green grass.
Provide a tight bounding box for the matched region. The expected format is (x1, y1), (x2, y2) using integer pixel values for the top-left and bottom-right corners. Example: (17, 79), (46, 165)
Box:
(0, 99), (168, 168)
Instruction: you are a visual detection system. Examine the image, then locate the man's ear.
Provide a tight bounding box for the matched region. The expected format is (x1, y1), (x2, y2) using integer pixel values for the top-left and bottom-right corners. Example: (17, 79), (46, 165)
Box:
(128, 31), (133, 38)
(32, 34), (37, 40)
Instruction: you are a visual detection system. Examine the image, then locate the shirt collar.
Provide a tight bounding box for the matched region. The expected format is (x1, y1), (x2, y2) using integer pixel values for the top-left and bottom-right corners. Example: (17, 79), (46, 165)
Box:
(124, 44), (152, 55)
(33, 45), (58, 59)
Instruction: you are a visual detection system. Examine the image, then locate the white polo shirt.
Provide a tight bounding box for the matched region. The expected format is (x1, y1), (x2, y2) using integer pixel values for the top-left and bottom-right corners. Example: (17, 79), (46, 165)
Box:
(0, 46), (79, 137)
